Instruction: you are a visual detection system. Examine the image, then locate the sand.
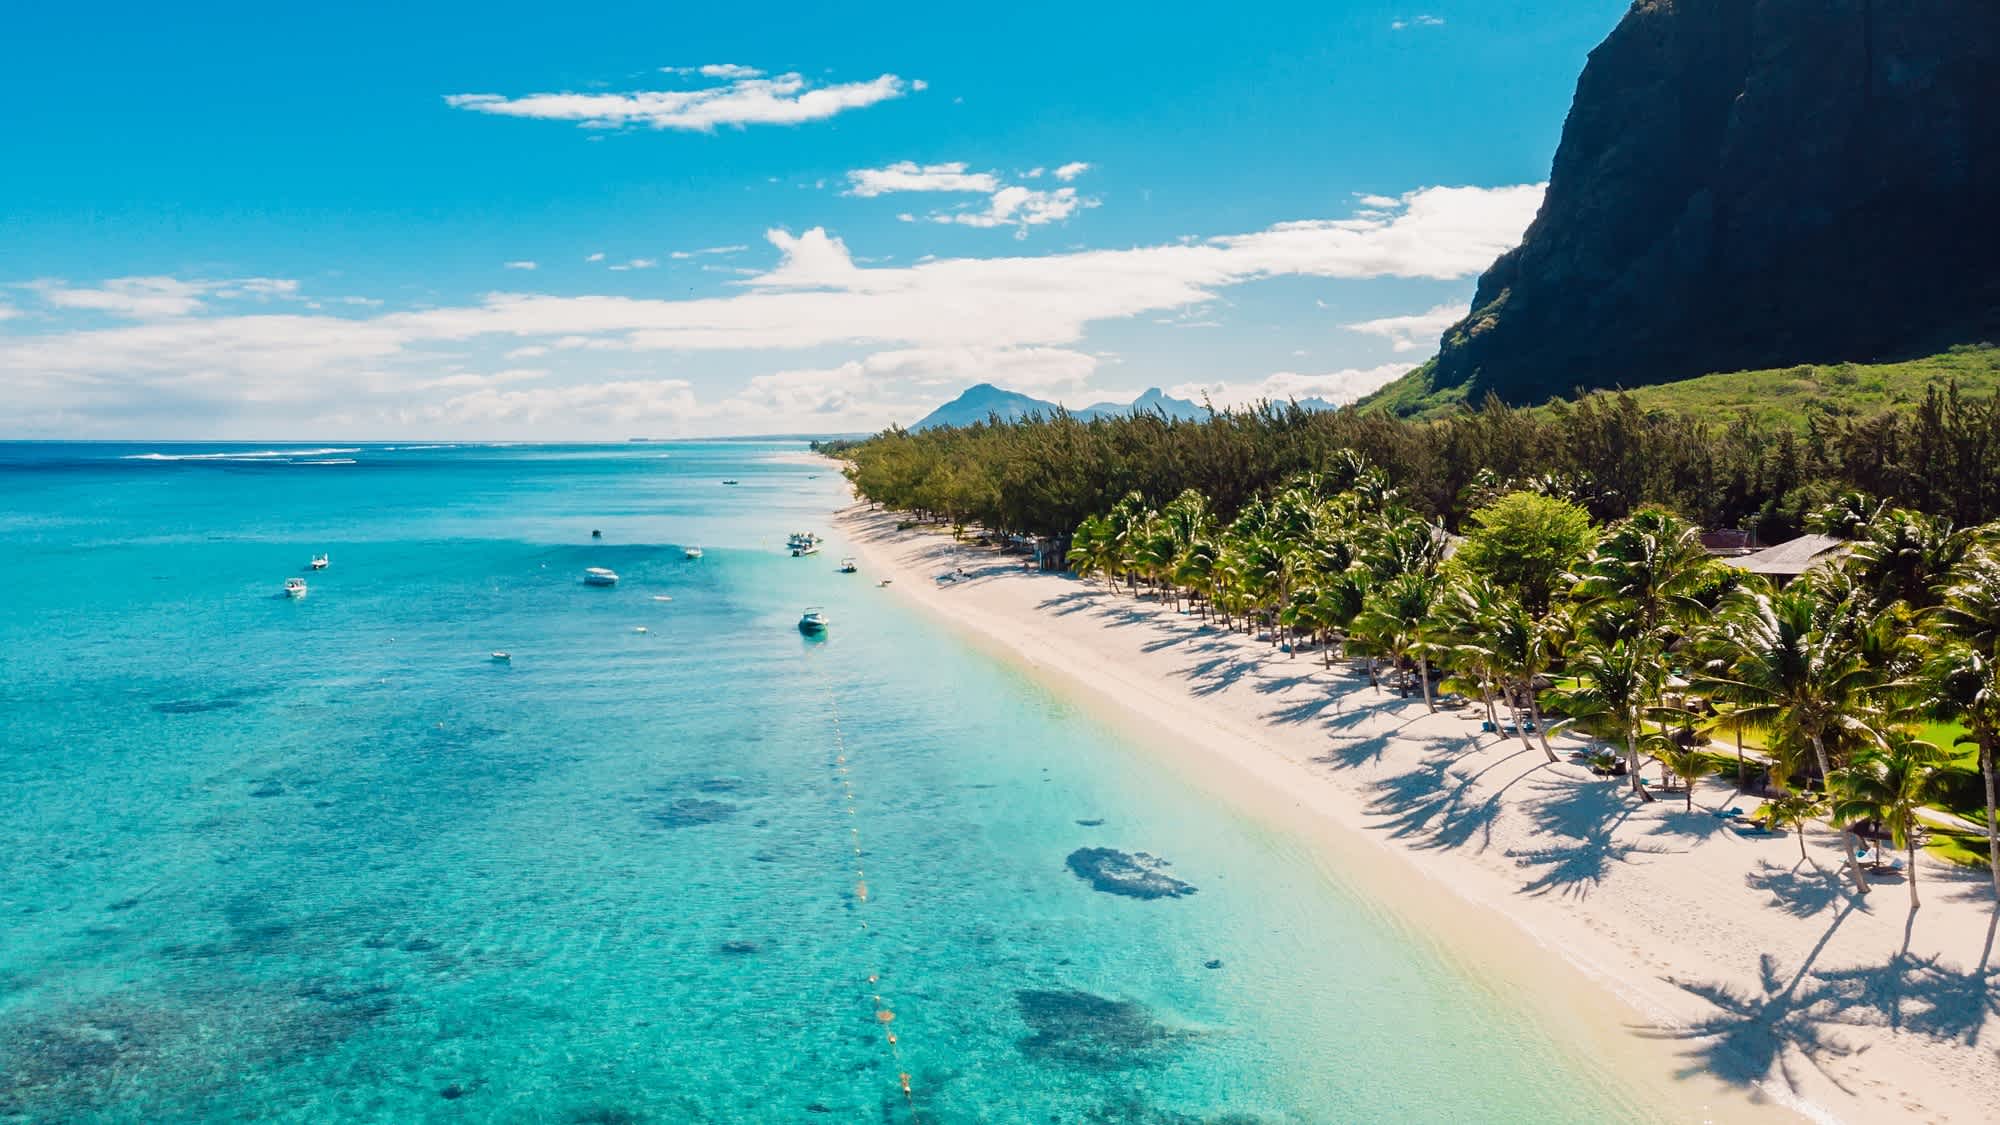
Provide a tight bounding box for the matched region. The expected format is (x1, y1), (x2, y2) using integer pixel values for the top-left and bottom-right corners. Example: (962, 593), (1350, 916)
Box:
(836, 503), (2000, 1125)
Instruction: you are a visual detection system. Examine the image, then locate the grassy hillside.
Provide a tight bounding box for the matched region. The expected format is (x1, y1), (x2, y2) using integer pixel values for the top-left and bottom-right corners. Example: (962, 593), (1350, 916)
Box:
(1363, 344), (2000, 425)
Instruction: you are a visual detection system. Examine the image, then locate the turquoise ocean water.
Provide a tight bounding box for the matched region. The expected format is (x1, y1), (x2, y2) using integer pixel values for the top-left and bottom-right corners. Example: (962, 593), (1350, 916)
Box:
(0, 442), (1649, 1123)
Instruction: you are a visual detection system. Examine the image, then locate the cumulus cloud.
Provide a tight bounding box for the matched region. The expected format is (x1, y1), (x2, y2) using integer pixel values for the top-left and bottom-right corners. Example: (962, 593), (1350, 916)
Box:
(935, 186), (1093, 237)
(0, 185), (1540, 435)
(585, 252), (606, 262)
(504, 260), (538, 271)
(846, 158), (1096, 235)
(446, 70), (915, 132)
(1391, 15), (1445, 30)
(1170, 363), (1414, 410)
(846, 161), (1001, 197)
(1344, 302), (1467, 353)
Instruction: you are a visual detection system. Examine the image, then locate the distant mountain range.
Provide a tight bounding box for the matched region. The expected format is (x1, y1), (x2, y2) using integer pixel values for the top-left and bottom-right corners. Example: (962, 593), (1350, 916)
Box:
(911, 383), (1348, 430)
(910, 384), (1204, 430)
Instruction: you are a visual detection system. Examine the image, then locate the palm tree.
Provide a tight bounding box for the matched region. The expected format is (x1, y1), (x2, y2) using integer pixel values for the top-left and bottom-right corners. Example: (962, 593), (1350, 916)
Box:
(1351, 573), (1440, 710)
(1701, 587), (1885, 786)
(1928, 544), (2000, 903)
(1067, 515), (1117, 590)
(1759, 792), (1827, 863)
(1560, 639), (1654, 799)
(1649, 735), (1716, 812)
(1829, 732), (1946, 908)
(1571, 508), (1717, 640)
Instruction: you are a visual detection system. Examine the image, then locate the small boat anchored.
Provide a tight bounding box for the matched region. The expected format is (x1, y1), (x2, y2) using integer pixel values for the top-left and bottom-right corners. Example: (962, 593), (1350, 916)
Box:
(788, 531), (822, 557)
(283, 577), (308, 598)
(798, 607), (829, 635)
(583, 567), (620, 587)
(838, 557), (858, 574)
(309, 553), (329, 571)
(721, 479), (741, 486)
(684, 546), (704, 560)
(491, 651), (511, 662)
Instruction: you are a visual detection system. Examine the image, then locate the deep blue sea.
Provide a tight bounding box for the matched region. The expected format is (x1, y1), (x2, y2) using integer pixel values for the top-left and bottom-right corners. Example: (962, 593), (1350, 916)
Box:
(0, 442), (1647, 1123)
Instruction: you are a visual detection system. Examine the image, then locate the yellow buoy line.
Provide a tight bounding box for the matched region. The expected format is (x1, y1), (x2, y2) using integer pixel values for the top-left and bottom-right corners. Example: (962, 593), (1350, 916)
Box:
(814, 653), (923, 1123)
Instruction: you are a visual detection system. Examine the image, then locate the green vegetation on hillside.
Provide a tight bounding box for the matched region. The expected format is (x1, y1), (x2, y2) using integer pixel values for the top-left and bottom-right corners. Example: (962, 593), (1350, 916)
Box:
(1365, 345), (2000, 423)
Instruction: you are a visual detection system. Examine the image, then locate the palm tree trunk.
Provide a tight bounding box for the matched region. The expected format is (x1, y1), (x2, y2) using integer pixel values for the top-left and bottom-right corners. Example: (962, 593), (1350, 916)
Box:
(1908, 834), (1920, 910)
(1847, 830), (1872, 893)
(1982, 735), (1999, 904)
(1418, 656), (1434, 712)
(1527, 690), (1555, 763)
(1480, 682), (1500, 730)
(1627, 725), (1652, 801)
(1810, 732), (1833, 791)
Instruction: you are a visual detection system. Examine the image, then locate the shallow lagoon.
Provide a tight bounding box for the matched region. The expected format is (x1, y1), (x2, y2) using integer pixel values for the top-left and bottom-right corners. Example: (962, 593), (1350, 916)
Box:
(0, 442), (1647, 1122)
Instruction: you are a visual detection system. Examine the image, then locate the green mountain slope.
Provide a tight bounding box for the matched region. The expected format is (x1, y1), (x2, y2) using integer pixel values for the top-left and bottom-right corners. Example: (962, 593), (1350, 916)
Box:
(1365, 345), (2000, 426)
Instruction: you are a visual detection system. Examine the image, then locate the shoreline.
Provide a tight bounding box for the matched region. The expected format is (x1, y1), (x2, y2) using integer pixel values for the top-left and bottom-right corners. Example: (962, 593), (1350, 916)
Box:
(833, 500), (1999, 1125)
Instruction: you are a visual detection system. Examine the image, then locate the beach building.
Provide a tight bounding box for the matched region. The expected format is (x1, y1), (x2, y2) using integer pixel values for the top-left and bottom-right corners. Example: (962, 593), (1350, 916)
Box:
(1727, 532), (1850, 583)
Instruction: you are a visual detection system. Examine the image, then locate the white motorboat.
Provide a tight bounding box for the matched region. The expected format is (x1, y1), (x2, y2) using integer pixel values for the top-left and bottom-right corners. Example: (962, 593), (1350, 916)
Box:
(798, 607), (829, 634)
(283, 577), (308, 598)
(309, 553), (329, 570)
(787, 531), (822, 557)
(491, 651), (511, 662)
(583, 567), (620, 587)
(684, 546), (704, 559)
(838, 557), (858, 573)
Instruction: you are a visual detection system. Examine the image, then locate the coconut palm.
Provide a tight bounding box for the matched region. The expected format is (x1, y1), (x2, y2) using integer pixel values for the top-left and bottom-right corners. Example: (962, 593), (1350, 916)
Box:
(1571, 508), (1718, 641)
(1649, 735), (1716, 812)
(1759, 792), (1828, 863)
(1560, 638), (1655, 799)
(1350, 572), (1441, 710)
(1067, 515), (1118, 590)
(1928, 544), (2000, 902)
(1701, 587), (1885, 786)
(1829, 732), (1947, 907)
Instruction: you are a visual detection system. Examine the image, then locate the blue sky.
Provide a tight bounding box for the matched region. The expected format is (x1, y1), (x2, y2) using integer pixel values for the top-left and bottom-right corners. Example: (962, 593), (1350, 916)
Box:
(0, 1), (1629, 438)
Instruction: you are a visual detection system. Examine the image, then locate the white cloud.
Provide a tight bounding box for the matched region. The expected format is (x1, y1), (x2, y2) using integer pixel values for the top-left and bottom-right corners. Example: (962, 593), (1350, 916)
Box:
(585, 252), (606, 262)
(28, 276), (300, 319)
(1170, 363), (1413, 410)
(1343, 302), (1466, 353)
(0, 303), (19, 322)
(846, 159), (1099, 236)
(504, 260), (538, 271)
(446, 71), (914, 132)
(846, 161), (1001, 197)
(1391, 14), (1445, 30)
(696, 64), (762, 79)
(935, 186), (1094, 237)
(0, 185), (1540, 435)
(1356, 193), (1401, 208)
(606, 258), (659, 271)
(668, 244), (750, 259)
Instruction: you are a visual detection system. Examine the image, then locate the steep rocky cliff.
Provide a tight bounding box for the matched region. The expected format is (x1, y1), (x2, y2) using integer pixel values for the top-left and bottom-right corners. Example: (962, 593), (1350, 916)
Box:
(1416, 0), (2000, 409)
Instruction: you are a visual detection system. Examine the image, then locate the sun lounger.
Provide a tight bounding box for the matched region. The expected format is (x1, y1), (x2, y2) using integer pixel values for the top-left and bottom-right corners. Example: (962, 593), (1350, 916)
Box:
(1734, 822), (1773, 837)
(1711, 807), (1744, 819)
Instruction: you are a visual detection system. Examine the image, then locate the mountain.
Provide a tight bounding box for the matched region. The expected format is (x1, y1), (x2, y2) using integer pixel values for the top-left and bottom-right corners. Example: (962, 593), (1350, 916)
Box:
(910, 384), (1066, 430)
(1074, 387), (1207, 422)
(911, 385), (1208, 430)
(1384, 0), (2000, 414)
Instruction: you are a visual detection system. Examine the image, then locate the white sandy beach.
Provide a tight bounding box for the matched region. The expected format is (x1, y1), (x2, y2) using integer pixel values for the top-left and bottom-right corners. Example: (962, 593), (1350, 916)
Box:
(835, 502), (2000, 1125)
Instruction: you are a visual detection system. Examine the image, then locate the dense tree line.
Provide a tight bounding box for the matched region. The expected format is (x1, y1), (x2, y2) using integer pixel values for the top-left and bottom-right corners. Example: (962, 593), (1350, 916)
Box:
(1066, 475), (2000, 910)
(826, 394), (2000, 905)
(822, 380), (2000, 545)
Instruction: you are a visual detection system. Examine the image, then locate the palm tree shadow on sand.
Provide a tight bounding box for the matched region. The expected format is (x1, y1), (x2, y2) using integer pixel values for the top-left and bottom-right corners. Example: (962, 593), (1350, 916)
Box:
(1505, 775), (1673, 899)
(1641, 901), (2000, 1103)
